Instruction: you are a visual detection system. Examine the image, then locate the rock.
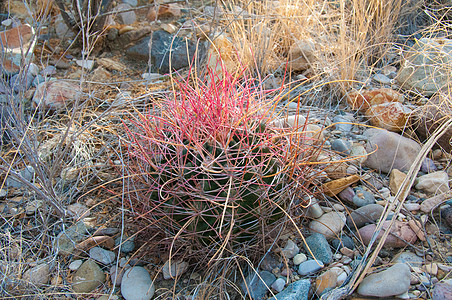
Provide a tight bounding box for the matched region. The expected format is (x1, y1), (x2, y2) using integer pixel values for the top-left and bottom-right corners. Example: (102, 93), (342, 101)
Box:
(293, 253), (307, 265)
(331, 235), (355, 250)
(349, 143), (368, 164)
(110, 265), (126, 286)
(55, 15), (76, 40)
(322, 175), (360, 197)
(260, 253), (281, 272)
(420, 192), (452, 213)
(441, 207), (452, 229)
(147, 3), (182, 21)
(347, 204), (384, 229)
(241, 270), (276, 299)
(357, 263), (411, 297)
(415, 171), (449, 194)
(408, 219), (426, 241)
(298, 259), (324, 276)
(41, 65), (57, 76)
(69, 260), (83, 271)
(10, 73), (35, 93)
(421, 157), (437, 173)
(162, 260), (188, 279)
(114, 3), (136, 25)
(303, 233), (333, 264)
(6, 165), (34, 187)
(76, 59), (95, 71)
(271, 278), (286, 293)
(358, 220), (418, 248)
(281, 239), (299, 259)
(268, 279), (311, 300)
(115, 236), (135, 253)
(309, 211), (346, 238)
(288, 39), (317, 71)
(306, 202), (324, 219)
(55, 221), (90, 255)
(126, 31), (203, 74)
(332, 115), (354, 132)
(72, 260), (105, 293)
(338, 187), (355, 204)
(346, 88), (404, 112)
(23, 263), (50, 285)
(413, 89), (452, 153)
(121, 266), (155, 300)
(331, 139), (352, 155)
(67, 203), (90, 219)
(25, 200), (43, 215)
(390, 169), (407, 195)
(352, 187), (376, 207)
(431, 282), (452, 300)
(396, 37), (452, 96)
(373, 73), (391, 84)
(315, 268), (341, 295)
(364, 128), (421, 173)
(206, 33), (238, 76)
(365, 102), (411, 132)
(89, 247), (115, 265)
(393, 251), (423, 267)
(0, 24), (35, 75)
(33, 80), (82, 110)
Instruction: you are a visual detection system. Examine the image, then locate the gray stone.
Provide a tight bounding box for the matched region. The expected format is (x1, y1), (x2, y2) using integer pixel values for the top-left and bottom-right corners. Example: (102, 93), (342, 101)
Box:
(107, 27), (119, 40)
(115, 236), (135, 253)
(6, 165), (35, 188)
(331, 138), (352, 155)
(23, 263), (50, 285)
(126, 31), (205, 74)
(333, 115), (354, 132)
(55, 221), (90, 255)
(393, 251), (423, 267)
(115, 3), (136, 25)
(68, 203), (90, 219)
(259, 253), (281, 272)
(338, 187), (355, 204)
(72, 260), (105, 293)
(241, 270), (276, 299)
(373, 73), (391, 84)
(281, 239), (299, 259)
(297, 259), (324, 276)
(421, 157), (437, 173)
(364, 128), (421, 173)
(110, 265), (126, 286)
(121, 267), (154, 300)
(303, 233), (333, 264)
(89, 247), (116, 265)
(346, 203), (384, 229)
(69, 260), (83, 271)
(55, 15), (76, 40)
(293, 253), (307, 265)
(432, 282), (452, 300)
(330, 235), (355, 250)
(357, 263), (411, 297)
(162, 260), (188, 279)
(122, 0), (138, 6)
(396, 37), (452, 96)
(306, 202), (323, 219)
(268, 279), (311, 300)
(352, 187), (376, 207)
(271, 278), (286, 293)
(10, 73), (34, 93)
(32, 75), (46, 87)
(309, 211), (346, 238)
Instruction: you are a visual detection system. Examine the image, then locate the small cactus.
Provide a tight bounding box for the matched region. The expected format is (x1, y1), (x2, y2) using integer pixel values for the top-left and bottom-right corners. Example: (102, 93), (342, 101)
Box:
(124, 68), (322, 261)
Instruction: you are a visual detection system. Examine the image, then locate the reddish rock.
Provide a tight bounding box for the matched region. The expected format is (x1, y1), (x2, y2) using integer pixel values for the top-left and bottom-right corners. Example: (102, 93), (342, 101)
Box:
(147, 4), (182, 21)
(32, 80), (82, 110)
(365, 102), (412, 132)
(346, 88), (404, 112)
(0, 24), (34, 74)
(358, 220), (418, 248)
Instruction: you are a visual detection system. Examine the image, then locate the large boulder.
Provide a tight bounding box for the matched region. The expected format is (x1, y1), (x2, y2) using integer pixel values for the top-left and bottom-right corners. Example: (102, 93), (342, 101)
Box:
(397, 38), (452, 96)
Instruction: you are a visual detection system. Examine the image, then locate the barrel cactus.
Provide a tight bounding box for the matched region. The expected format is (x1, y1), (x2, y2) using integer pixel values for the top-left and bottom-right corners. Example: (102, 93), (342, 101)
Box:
(124, 69), (322, 262)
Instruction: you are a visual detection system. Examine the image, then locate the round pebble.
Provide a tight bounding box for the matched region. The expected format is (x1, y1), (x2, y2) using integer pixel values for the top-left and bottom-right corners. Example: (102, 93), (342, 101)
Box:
(293, 253), (307, 265)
